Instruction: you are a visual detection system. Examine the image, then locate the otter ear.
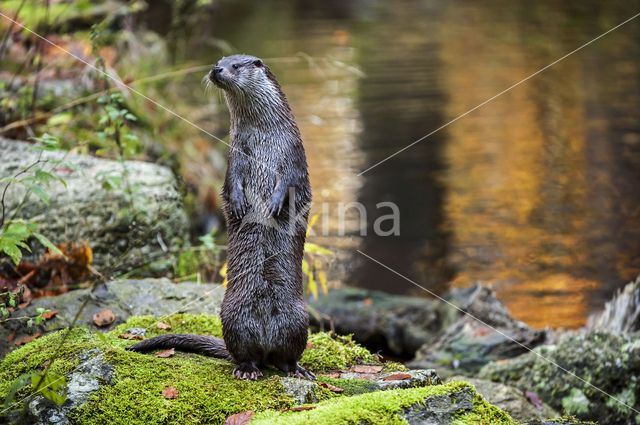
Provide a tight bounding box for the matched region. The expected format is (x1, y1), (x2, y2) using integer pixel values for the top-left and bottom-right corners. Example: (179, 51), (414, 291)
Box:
(253, 59), (263, 67)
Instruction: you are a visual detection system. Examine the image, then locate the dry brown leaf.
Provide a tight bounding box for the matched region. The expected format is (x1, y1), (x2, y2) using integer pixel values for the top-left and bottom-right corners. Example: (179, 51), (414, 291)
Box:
(5, 331), (16, 343)
(305, 342), (314, 349)
(17, 301), (30, 309)
(362, 297), (373, 306)
(93, 309), (115, 327)
(320, 372), (340, 379)
(118, 334), (143, 340)
(352, 365), (383, 374)
(382, 373), (412, 381)
(156, 322), (171, 330)
(15, 333), (40, 346)
(156, 348), (175, 358)
(161, 386), (178, 399)
(41, 360), (51, 368)
(224, 410), (254, 425)
(42, 310), (58, 320)
(318, 382), (344, 393)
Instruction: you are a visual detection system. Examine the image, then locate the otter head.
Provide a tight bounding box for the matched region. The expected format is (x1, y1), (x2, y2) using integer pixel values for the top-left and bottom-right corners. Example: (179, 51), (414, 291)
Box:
(208, 54), (271, 94)
(208, 54), (290, 118)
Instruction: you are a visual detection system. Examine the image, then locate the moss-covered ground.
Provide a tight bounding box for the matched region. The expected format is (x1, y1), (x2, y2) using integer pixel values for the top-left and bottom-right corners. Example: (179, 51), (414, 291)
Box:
(1, 314), (516, 425)
(251, 380), (517, 425)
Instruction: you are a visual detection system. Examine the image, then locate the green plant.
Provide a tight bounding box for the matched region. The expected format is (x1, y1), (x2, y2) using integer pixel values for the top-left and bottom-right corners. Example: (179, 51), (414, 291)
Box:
(0, 134), (68, 265)
(175, 227), (225, 282)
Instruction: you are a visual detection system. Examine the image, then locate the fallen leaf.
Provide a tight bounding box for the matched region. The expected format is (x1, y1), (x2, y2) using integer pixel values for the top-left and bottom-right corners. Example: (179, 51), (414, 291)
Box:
(15, 333), (40, 346)
(162, 386), (178, 399)
(320, 372), (340, 379)
(472, 327), (491, 337)
(524, 391), (544, 410)
(93, 309), (115, 327)
(156, 322), (171, 330)
(224, 410), (254, 425)
(352, 365), (383, 374)
(5, 331), (16, 343)
(318, 382), (344, 392)
(42, 310), (58, 320)
(305, 342), (314, 349)
(282, 406), (316, 412)
(41, 360), (51, 368)
(382, 373), (412, 381)
(362, 297), (373, 306)
(156, 348), (175, 358)
(17, 301), (30, 309)
(118, 334), (143, 340)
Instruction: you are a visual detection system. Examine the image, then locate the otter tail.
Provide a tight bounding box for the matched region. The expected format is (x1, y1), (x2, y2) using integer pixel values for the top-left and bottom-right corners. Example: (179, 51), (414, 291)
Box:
(126, 334), (234, 362)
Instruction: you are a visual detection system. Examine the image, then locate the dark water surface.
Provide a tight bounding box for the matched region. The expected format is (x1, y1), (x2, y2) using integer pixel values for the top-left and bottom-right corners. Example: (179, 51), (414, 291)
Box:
(142, 0), (640, 328)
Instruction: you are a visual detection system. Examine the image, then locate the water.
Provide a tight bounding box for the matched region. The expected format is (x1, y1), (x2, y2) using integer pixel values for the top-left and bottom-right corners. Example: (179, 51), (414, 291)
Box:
(140, 0), (640, 329)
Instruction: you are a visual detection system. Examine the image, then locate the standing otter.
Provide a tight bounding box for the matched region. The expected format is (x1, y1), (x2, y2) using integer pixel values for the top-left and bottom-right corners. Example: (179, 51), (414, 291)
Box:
(127, 54), (313, 380)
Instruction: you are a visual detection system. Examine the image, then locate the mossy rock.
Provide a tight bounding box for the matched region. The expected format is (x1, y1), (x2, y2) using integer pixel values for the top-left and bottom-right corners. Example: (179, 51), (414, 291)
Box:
(1, 314), (516, 424)
(479, 330), (640, 425)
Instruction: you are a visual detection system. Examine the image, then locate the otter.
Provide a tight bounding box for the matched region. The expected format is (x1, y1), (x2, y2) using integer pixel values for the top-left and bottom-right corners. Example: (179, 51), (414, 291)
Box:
(127, 54), (314, 380)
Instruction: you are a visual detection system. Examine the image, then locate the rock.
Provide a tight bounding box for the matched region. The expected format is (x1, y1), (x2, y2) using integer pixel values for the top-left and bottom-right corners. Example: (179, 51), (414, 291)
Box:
(0, 137), (189, 274)
(587, 274), (640, 334)
(478, 330), (640, 425)
(336, 369), (442, 391)
(450, 377), (558, 422)
(307, 284), (486, 357)
(523, 419), (598, 425)
(0, 278), (224, 360)
(408, 285), (547, 377)
(280, 377), (319, 404)
(284, 369), (442, 403)
(24, 349), (114, 425)
(398, 387), (475, 425)
(0, 314), (516, 425)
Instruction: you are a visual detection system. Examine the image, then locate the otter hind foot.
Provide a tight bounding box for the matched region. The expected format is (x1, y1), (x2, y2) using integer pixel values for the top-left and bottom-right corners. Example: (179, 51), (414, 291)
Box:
(286, 364), (316, 380)
(233, 362), (263, 380)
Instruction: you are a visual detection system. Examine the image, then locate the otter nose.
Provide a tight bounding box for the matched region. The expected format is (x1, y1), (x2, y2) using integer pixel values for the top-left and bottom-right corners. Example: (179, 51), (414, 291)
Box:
(212, 66), (223, 75)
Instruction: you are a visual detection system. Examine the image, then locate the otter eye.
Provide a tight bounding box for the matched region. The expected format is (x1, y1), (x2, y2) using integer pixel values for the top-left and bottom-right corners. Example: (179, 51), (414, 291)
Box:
(232, 64), (240, 70)
(253, 60), (263, 67)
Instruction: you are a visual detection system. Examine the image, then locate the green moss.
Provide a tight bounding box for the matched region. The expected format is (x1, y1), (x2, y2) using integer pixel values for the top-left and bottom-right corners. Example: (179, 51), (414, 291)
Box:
(316, 377), (381, 396)
(301, 332), (375, 371)
(112, 314), (224, 339)
(251, 381), (516, 425)
(452, 386), (517, 425)
(0, 314), (380, 424)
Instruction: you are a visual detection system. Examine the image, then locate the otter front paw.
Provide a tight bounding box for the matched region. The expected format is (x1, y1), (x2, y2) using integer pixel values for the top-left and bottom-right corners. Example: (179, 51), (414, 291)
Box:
(229, 191), (247, 219)
(267, 191), (285, 217)
(233, 362), (263, 380)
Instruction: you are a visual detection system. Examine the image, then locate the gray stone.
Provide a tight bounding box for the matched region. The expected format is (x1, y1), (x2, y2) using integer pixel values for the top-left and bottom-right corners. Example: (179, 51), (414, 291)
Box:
(398, 388), (474, 425)
(0, 137), (189, 274)
(0, 278), (225, 359)
(280, 377), (319, 404)
(281, 369), (441, 406)
(27, 349), (114, 425)
(587, 274), (640, 334)
(451, 376), (558, 422)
